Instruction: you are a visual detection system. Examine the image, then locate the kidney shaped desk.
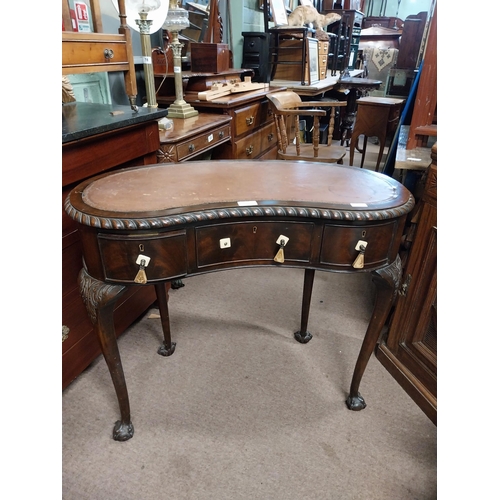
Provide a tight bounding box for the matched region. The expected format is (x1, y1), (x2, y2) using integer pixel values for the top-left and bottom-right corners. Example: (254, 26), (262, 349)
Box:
(65, 160), (414, 441)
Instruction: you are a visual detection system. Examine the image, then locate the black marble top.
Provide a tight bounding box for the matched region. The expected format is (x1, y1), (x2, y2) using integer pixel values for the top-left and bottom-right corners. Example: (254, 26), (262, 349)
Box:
(62, 102), (170, 143)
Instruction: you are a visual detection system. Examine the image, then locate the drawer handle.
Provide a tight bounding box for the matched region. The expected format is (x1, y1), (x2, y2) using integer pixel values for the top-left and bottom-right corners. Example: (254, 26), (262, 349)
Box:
(352, 240), (368, 269)
(246, 116), (254, 126)
(62, 325), (70, 343)
(218, 131), (224, 139)
(267, 133), (274, 142)
(134, 255), (150, 284)
(189, 144), (195, 153)
(273, 235), (289, 264)
(104, 48), (114, 59)
(245, 145), (254, 156)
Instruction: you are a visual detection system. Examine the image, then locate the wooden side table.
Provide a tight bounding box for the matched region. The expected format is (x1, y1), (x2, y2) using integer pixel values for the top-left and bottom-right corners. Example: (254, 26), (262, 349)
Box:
(349, 96), (404, 170)
(156, 113), (232, 163)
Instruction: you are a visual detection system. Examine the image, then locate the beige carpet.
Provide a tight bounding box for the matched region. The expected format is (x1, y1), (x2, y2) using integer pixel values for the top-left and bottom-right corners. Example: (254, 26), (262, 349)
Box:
(62, 267), (437, 499)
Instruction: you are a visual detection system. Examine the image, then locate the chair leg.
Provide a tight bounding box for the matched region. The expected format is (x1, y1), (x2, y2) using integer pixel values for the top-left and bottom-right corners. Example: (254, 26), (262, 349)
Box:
(375, 133), (387, 171)
(360, 136), (368, 169)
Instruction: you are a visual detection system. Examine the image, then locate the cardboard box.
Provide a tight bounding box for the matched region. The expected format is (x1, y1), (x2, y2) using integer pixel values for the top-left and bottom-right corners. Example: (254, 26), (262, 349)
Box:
(190, 43), (230, 73)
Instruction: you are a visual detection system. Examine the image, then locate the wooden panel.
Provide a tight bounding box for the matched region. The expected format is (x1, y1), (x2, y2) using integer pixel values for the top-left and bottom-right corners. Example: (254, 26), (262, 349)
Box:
(375, 146), (437, 424)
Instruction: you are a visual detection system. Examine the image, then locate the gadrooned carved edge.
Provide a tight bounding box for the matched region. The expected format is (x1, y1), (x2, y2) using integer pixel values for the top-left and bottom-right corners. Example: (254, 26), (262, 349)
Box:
(65, 196), (415, 231)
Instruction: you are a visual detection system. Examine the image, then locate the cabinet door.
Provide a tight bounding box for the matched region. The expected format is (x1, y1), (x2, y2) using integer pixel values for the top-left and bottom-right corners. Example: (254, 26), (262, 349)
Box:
(376, 162), (437, 424)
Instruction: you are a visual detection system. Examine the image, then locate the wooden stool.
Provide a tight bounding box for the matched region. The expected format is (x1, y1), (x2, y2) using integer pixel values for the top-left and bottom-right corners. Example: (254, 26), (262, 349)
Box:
(349, 97), (405, 171)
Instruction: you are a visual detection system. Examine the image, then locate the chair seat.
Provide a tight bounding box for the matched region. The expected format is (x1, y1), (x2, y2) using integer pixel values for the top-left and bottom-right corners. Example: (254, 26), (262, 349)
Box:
(277, 144), (346, 163)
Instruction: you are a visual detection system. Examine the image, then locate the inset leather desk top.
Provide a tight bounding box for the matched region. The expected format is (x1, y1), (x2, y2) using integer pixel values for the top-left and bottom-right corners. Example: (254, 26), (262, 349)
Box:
(67, 160), (413, 226)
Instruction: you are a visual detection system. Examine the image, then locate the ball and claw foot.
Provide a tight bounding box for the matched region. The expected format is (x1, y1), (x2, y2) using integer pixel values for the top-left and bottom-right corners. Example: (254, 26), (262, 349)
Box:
(346, 393), (367, 411)
(294, 330), (313, 344)
(158, 341), (176, 356)
(113, 420), (134, 441)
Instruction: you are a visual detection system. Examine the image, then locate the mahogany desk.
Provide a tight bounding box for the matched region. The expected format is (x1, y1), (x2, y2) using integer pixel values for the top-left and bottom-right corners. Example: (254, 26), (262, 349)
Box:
(65, 160), (414, 441)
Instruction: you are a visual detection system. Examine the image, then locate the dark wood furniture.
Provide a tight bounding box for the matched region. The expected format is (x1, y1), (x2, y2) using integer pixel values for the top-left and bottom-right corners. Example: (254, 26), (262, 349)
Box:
(158, 85), (286, 160)
(376, 143), (437, 424)
(349, 96), (404, 170)
(65, 160), (414, 441)
(156, 113), (232, 163)
(62, 102), (169, 389)
(323, 9), (364, 72)
(241, 32), (271, 83)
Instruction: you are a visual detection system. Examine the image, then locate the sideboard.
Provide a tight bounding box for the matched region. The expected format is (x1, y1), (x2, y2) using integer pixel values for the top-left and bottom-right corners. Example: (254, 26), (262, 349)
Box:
(62, 102), (169, 389)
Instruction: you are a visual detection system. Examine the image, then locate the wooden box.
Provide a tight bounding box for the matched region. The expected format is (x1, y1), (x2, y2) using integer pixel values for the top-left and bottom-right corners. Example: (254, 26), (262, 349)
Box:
(190, 43), (230, 73)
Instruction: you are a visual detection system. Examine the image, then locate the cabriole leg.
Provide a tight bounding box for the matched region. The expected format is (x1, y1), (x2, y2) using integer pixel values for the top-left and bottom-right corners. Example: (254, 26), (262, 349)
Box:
(346, 256), (402, 411)
(78, 268), (134, 441)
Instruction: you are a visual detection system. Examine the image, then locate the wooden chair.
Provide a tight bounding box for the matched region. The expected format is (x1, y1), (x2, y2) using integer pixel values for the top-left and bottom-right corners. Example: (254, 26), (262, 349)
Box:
(267, 91), (347, 164)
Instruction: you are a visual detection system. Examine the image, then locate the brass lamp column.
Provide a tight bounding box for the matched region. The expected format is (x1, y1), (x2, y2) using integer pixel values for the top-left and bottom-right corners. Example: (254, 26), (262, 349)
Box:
(163, 0), (198, 119)
(130, 0), (163, 108)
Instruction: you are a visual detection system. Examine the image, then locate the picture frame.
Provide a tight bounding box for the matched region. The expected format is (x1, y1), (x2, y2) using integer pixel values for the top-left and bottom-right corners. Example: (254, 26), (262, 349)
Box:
(308, 38), (319, 83)
(269, 0), (289, 26)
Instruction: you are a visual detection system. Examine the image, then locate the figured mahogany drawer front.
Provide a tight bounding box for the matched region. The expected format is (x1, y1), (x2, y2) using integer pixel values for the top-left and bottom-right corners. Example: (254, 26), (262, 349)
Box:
(174, 124), (231, 161)
(320, 222), (397, 269)
(195, 221), (315, 268)
(98, 230), (188, 283)
(233, 101), (272, 137)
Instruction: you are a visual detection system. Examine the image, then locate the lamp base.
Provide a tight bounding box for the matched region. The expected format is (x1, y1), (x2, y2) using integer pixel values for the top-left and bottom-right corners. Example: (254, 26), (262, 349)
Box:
(167, 100), (199, 119)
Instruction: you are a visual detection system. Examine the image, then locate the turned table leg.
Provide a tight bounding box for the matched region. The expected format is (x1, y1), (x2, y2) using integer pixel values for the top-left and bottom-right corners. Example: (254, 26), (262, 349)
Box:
(346, 256), (402, 411)
(78, 268), (134, 441)
(294, 268), (315, 344)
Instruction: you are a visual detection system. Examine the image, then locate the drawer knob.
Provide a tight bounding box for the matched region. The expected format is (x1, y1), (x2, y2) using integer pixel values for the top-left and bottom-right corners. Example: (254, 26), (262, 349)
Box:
(268, 133), (274, 142)
(352, 240), (368, 269)
(104, 48), (114, 59)
(246, 116), (255, 126)
(62, 325), (70, 343)
(134, 255), (150, 284)
(189, 144), (195, 153)
(218, 131), (224, 139)
(245, 145), (254, 156)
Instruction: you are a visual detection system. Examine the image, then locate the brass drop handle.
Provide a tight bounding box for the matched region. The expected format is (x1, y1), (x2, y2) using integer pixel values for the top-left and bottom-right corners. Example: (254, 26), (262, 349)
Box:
(352, 240), (368, 269)
(189, 144), (195, 152)
(246, 116), (254, 126)
(62, 325), (70, 343)
(134, 254), (151, 284)
(268, 133), (274, 142)
(273, 235), (289, 264)
(245, 145), (254, 156)
(219, 131), (224, 139)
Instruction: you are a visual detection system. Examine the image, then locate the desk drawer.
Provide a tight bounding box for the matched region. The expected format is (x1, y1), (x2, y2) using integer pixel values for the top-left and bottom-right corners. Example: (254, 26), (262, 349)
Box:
(173, 123), (231, 162)
(98, 230), (188, 283)
(196, 221), (315, 268)
(233, 128), (263, 159)
(320, 222), (397, 269)
(233, 100), (273, 137)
